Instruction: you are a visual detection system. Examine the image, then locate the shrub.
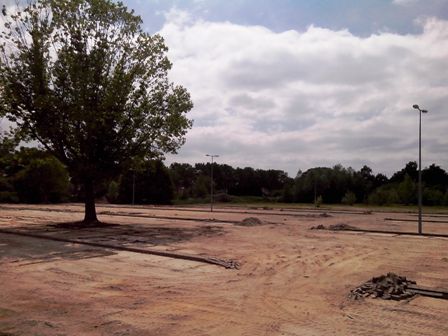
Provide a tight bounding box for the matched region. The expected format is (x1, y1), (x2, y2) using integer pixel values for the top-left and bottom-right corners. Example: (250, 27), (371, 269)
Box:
(341, 191), (357, 205)
(14, 157), (70, 203)
(368, 187), (399, 205)
(107, 180), (120, 203)
(0, 191), (19, 203)
(315, 195), (323, 207)
(423, 188), (444, 206)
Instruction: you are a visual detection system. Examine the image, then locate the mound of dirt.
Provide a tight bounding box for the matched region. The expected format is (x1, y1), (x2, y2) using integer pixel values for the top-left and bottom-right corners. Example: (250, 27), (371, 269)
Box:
(310, 223), (358, 231)
(328, 223), (359, 231)
(349, 272), (416, 300)
(310, 224), (326, 230)
(238, 217), (263, 226)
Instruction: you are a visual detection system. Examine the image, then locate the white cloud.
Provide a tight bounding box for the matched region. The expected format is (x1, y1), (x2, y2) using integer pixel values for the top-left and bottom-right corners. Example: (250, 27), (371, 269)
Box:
(392, 0), (420, 6)
(160, 9), (448, 176)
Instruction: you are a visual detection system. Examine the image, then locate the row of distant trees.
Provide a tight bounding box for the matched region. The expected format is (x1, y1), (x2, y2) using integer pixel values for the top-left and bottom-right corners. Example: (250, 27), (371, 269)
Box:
(1, 140), (448, 206)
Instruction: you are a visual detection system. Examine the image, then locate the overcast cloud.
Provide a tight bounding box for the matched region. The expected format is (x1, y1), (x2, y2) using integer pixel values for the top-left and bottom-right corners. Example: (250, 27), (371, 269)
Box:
(1, 1), (447, 177)
(159, 9), (448, 176)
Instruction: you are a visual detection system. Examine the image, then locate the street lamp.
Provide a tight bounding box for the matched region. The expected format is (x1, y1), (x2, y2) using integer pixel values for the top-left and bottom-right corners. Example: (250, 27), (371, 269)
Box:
(206, 154), (219, 212)
(412, 104), (428, 234)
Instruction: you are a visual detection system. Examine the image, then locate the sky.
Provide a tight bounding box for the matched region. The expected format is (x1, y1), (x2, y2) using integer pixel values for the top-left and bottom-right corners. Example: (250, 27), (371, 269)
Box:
(2, 0), (448, 177)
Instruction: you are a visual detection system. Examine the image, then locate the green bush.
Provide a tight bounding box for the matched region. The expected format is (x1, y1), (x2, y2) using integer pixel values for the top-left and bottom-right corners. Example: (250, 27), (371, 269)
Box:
(397, 174), (416, 204)
(0, 191), (19, 203)
(444, 190), (448, 206)
(315, 195), (323, 207)
(341, 191), (357, 205)
(14, 157), (70, 203)
(423, 188), (444, 206)
(107, 180), (120, 203)
(368, 187), (399, 205)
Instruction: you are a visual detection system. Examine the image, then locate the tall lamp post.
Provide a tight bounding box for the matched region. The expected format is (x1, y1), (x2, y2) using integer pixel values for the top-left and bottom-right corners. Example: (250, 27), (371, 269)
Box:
(206, 154), (219, 212)
(412, 104), (428, 234)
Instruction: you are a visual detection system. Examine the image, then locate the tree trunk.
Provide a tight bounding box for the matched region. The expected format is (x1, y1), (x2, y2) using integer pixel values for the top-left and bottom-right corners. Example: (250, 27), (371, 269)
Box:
(83, 179), (98, 224)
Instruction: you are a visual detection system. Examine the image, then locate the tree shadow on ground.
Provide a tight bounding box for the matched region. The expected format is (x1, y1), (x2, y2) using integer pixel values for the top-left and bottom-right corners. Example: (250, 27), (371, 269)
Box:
(0, 233), (115, 264)
(45, 221), (225, 246)
(0, 222), (225, 264)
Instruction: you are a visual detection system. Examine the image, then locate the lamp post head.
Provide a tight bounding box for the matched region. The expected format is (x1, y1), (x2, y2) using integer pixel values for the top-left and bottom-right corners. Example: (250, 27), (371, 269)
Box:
(412, 104), (419, 109)
(421, 109), (428, 113)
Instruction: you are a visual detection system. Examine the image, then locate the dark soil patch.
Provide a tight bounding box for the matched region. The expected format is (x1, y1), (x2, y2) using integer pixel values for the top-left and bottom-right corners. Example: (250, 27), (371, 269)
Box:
(51, 221), (119, 229)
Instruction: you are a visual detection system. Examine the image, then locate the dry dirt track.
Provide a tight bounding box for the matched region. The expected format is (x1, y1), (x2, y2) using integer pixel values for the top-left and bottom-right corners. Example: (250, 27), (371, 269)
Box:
(0, 204), (447, 335)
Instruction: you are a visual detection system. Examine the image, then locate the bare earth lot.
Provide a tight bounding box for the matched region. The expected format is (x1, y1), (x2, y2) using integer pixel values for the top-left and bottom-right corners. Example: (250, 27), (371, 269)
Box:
(0, 204), (447, 335)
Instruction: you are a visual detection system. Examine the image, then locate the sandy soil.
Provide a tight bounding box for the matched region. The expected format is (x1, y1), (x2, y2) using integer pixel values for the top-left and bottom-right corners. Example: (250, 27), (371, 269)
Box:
(0, 203), (447, 335)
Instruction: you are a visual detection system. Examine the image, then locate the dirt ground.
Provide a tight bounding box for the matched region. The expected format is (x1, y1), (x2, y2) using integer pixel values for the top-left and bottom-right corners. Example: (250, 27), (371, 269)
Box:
(0, 203), (447, 336)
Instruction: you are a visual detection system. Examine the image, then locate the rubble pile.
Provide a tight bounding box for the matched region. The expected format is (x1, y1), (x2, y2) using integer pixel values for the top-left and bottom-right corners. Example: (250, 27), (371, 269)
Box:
(350, 272), (417, 300)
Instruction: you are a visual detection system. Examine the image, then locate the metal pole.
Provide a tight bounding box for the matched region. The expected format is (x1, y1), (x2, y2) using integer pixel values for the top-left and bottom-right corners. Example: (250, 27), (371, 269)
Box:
(211, 156), (214, 212)
(418, 109), (422, 234)
(206, 154), (219, 212)
(413, 104), (428, 234)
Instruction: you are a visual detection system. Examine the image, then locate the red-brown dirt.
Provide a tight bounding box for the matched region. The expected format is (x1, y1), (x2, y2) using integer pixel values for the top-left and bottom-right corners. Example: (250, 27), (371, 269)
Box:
(0, 204), (447, 335)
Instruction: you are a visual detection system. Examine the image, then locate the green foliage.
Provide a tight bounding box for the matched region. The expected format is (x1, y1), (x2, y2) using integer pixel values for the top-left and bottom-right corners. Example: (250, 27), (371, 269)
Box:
(397, 174), (416, 204)
(192, 175), (209, 199)
(315, 195), (323, 207)
(368, 186), (399, 205)
(117, 160), (174, 204)
(280, 183), (294, 203)
(14, 157), (70, 203)
(0, 0), (192, 220)
(106, 180), (120, 203)
(423, 188), (444, 206)
(0, 191), (19, 203)
(341, 191), (356, 205)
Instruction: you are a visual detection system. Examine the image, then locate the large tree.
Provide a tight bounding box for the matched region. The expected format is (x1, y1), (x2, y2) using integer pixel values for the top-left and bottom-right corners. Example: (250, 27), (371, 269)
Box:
(0, 0), (193, 224)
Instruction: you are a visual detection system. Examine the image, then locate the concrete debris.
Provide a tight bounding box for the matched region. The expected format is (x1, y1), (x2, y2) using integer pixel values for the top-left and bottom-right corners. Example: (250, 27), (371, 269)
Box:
(349, 272), (417, 301)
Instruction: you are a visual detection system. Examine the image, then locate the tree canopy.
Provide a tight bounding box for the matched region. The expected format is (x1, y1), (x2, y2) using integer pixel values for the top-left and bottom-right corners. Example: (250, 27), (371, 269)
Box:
(0, 0), (193, 223)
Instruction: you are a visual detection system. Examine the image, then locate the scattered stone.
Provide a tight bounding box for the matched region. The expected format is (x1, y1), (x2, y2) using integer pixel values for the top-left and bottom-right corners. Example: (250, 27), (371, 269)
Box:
(238, 217), (263, 226)
(349, 272), (417, 301)
(319, 212), (331, 218)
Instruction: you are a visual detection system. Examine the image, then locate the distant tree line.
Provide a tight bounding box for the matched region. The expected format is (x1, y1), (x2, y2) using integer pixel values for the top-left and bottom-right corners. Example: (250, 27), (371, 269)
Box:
(1, 139), (448, 206)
